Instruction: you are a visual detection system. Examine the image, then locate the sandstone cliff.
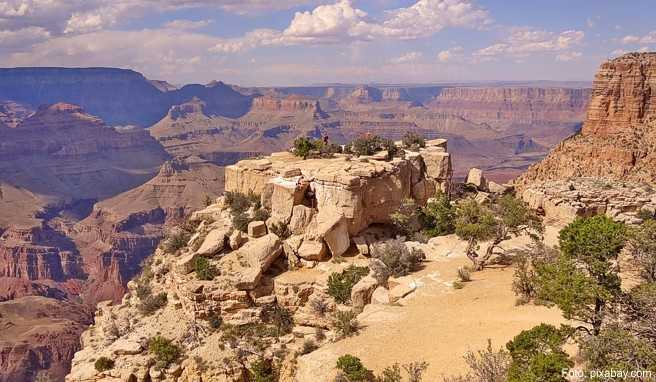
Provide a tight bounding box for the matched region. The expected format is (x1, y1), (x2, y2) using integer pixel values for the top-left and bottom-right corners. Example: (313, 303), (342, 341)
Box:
(517, 53), (656, 187)
(0, 100), (33, 128)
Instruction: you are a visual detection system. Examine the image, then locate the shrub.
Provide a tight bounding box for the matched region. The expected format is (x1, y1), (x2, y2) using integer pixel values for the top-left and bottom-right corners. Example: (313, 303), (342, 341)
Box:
(161, 230), (190, 253)
(94, 357), (115, 372)
(421, 191), (455, 237)
(452, 281), (464, 289)
(310, 298), (330, 316)
(348, 134), (398, 160)
(293, 136), (315, 159)
(208, 312), (222, 330)
(390, 199), (423, 236)
(194, 257), (216, 280)
(372, 239), (425, 277)
(511, 254), (535, 304)
(224, 191), (256, 214)
(401, 132), (426, 150)
(336, 354), (373, 381)
(378, 364), (402, 382)
(148, 336), (180, 368)
(580, 326), (656, 377)
(623, 282), (656, 343)
(333, 310), (359, 338)
(403, 361), (429, 382)
(506, 324), (572, 382)
(301, 339), (318, 355)
(249, 358), (279, 382)
(269, 221), (292, 240)
(252, 208), (271, 223)
(457, 266), (471, 282)
(138, 292), (168, 315)
(442, 340), (510, 382)
(327, 265), (369, 304)
(293, 136), (342, 159)
(263, 304), (294, 336)
(232, 212), (250, 232)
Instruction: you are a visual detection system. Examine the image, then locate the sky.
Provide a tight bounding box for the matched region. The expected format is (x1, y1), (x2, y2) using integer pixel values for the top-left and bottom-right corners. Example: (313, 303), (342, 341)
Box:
(0, 0), (654, 86)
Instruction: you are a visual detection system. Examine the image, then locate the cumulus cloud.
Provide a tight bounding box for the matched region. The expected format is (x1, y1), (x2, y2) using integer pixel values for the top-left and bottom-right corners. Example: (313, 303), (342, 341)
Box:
(163, 19), (213, 30)
(437, 46), (464, 62)
(620, 31), (656, 45)
(474, 28), (584, 60)
(213, 0), (490, 52)
(555, 51), (582, 62)
(0, 25), (50, 49)
(389, 51), (423, 64)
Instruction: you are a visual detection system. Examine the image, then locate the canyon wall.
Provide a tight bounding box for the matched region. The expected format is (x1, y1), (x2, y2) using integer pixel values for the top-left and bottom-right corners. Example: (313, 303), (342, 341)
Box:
(517, 53), (656, 187)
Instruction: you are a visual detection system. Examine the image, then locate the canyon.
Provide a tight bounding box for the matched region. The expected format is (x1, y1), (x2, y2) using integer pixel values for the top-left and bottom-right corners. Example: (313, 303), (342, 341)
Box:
(0, 68), (593, 381)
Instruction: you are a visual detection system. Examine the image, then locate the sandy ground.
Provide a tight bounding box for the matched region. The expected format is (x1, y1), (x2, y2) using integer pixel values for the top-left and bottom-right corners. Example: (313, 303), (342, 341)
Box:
(296, 234), (569, 381)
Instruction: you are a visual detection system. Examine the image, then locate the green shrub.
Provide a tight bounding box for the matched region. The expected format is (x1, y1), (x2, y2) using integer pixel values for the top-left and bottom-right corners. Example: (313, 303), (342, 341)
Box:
(378, 364), (402, 382)
(194, 257), (217, 280)
(452, 281), (464, 289)
(421, 191), (455, 237)
(401, 132), (426, 150)
(403, 361), (429, 382)
(348, 134), (398, 160)
(390, 199), (423, 236)
(138, 292), (168, 315)
(224, 191), (256, 214)
(372, 239), (425, 277)
(208, 312), (222, 330)
(336, 354), (373, 381)
(161, 230), (190, 253)
(148, 336), (180, 368)
(327, 266), (369, 304)
(627, 219), (656, 282)
(301, 339), (318, 355)
(232, 212), (250, 232)
(506, 324), (573, 382)
(293, 136), (316, 159)
(269, 221), (292, 239)
(457, 266), (471, 282)
(442, 340), (510, 382)
(333, 310), (360, 338)
(263, 304), (294, 336)
(252, 208), (270, 223)
(580, 326), (656, 377)
(293, 137), (342, 159)
(94, 357), (115, 372)
(249, 358), (279, 382)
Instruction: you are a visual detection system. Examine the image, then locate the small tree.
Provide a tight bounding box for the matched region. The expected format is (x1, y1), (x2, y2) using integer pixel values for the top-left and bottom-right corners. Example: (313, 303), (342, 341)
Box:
(94, 357), (115, 372)
(195, 257), (216, 281)
(622, 282), (656, 343)
(401, 132), (426, 150)
(249, 358), (279, 382)
(505, 324), (573, 382)
(455, 196), (541, 270)
(421, 191), (455, 237)
(627, 219), (656, 282)
(580, 326), (656, 378)
(335, 354), (373, 381)
(148, 336), (180, 369)
(372, 239), (425, 277)
(536, 216), (626, 335)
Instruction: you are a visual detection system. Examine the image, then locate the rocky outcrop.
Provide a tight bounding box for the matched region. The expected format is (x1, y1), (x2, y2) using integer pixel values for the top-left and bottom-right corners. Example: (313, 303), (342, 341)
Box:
(517, 53), (656, 187)
(0, 100), (33, 128)
(251, 95), (324, 115)
(0, 296), (92, 382)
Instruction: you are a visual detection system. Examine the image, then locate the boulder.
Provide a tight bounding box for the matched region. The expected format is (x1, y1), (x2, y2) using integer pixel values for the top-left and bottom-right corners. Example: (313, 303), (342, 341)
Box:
(311, 211), (350, 257)
(466, 168), (487, 191)
(389, 279), (416, 302)
(175, 252), (198, 274)
(352, 236), (369, 256)
(297, 239), (328, 261)
(371, 286), (390, 305)
(248, 221), (267, 238)
(488, 181), (512, 194)
(289, 205), (315, 235)
(112, 339), (143, 355)
(229, 230), (247, 250)
(351, 275), (378, 309)
(421, 148), (452, 181)
(269, 177), (307, 223)
(221, 233), (282, 290)
(474, 192), (491, 205)
(196, 228), (228, 256)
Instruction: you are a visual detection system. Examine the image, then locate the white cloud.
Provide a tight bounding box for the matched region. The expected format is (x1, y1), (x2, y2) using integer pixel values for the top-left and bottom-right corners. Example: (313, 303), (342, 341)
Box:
(555, 51), (582, 62)
(0, 26), (50, 49)
(620, 31), (656, 45)
(437, 46), (463, 62)
(213, 0), (490, 52)
(389, 51), (422, 64)
(611, 48), (627, 57)
(163, 19), (213, 30)
(474, 28), (584, 59)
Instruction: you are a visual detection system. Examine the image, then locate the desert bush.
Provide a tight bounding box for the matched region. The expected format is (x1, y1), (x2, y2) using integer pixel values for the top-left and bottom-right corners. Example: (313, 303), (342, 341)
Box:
(377, 364), (402, 382)
(511, 254), (535, 304)
(627, 219), (656, 282)
(135, 280), (152, 300)
(310, 297), (330, 316)
(249, 358), (279, 382)
(263, 304), (294, 336)
(293, 136), (316, 159)
(390, 198), (423, 236)
(637, 208), (656, 221)
(208, 312), (222, 330)
(401, 132), (426, 150)
(94, 357), (115, 372)
(403, 361), (429, 382)
(333, 310), (360, 338)
(421, 191), (455, 237)
(455, 195), (542, 271)
(457, 266), (471, 282)
(194, 257), (216, 280)
(301, 339), (318, 355)
(443, 340), (510, 382)
(506, 324), (572, 382)
(148, 336), (180, 368)
(580, 325), (656, 378)
(224, 190), (258, 214)
(269, 221), (292, 239)
(347, 134), (398, 160)
(252, 208), (270, 223)
(293, 136), (341, 159)
(452, 281), (464, 289)
(138, 292), (168, 315)
(232, 212), (250, 232)
(315, 327), (326, 341)
(622, 282), (656, 343)
(335, 354), (373, 382)
(372, 239), (425, 277)
(327, 265), (369, 304)
(161, 230), (190, 253)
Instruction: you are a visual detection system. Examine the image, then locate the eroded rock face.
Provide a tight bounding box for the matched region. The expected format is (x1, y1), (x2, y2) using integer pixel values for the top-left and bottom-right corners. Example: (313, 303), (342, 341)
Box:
(517, 53), (656, 187)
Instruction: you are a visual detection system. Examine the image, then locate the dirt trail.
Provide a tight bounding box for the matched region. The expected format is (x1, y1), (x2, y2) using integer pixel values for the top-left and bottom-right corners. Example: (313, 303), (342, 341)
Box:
(296, 235), (568, 381)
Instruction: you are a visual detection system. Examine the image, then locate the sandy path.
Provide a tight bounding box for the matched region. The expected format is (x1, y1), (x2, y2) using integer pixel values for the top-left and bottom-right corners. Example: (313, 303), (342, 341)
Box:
(296, 235), (568, 381)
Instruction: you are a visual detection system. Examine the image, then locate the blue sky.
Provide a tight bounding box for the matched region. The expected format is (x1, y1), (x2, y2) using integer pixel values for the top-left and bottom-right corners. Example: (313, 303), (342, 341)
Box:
(0, 0), (653, 86)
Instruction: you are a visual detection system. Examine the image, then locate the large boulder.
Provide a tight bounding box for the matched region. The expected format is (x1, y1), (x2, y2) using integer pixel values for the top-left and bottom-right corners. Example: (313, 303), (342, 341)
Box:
(351, 275), (378, 309)
(307, 211), (350, 257)
(297, 239), (328, 261)
(269, 178), (308, 223)
(248, 221), (267, 238)
(466, 168), (487, 191)
(289, 205), (315, 235)
(195, 228), (228, 256)
(220, 233), (282, 290)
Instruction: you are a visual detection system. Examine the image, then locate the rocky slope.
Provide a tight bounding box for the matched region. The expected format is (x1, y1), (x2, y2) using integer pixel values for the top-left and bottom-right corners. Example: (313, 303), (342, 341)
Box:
(517, 53), (656, 187)
(66, 141), (452, 382)
(0, 100), (33, 128)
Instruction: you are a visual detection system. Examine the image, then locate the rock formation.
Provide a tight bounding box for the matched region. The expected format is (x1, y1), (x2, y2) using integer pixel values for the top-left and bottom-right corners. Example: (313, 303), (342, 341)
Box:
(518, 53), (656, 186)
(66, 141), (452, 382)
(517, 53), (656, 223)
(0, 100), (33, 128)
